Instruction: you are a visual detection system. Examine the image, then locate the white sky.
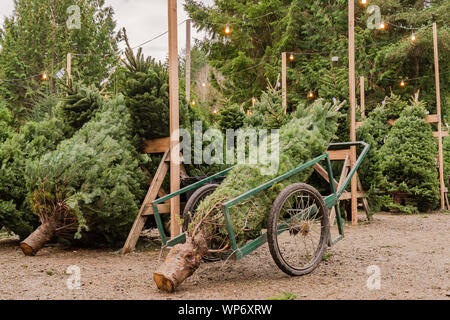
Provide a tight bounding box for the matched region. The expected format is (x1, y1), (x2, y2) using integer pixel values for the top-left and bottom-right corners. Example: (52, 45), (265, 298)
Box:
(0, 0), (213, 62)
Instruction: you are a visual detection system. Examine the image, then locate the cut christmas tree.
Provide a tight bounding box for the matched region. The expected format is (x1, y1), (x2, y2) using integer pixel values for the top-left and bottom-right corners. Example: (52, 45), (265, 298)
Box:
(154, 99), (343, 292)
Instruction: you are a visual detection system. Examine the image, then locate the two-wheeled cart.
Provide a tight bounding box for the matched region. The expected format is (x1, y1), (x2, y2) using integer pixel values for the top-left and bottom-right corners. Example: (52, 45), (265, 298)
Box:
(152, 141), (370, 275)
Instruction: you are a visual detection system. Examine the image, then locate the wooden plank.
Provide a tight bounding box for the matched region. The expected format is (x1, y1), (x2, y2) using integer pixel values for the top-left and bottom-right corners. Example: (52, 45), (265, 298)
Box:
(313, 163), (338, 188)
(329, 156), (350, 225)
(142, 203), (171, 216)
(433, 131), (449, 138)
(66, 53), (72, 86)
(142, 137), (170, 154)
(185, 19), (191, 105)
(356, 121), (364, 129)
(360, 76), (365, 118)
(168, 0), (181, 237)
(328, 149), (351, 161)
(348, 0), (358, 225)
(357, 176), (371, 221)
(434, 23), (445, 210)
(339, 191), (366, 200)
(122, 149), (170, 254)
(282, 52), (287, 114)
(426, 114), (439, 123)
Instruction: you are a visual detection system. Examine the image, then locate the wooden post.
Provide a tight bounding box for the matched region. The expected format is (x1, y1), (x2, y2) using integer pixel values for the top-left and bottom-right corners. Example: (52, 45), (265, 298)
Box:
(185, 19), (191, 105)
(348, 0), (358, 225)
(433, 23), (445, 211)
(282, 52), (287, 114)
(66, 53), (72, 87)
(360, 76), (365, 118)
(168, 0), (181, 237)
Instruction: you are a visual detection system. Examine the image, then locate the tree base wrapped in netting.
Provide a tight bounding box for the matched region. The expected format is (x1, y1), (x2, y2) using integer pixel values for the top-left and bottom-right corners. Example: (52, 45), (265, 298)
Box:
(154, 99), (343, 292)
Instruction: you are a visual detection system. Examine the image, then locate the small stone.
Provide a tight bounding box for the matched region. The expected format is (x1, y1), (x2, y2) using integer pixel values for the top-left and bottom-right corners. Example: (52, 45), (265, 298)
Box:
(301, 294), (308, 298)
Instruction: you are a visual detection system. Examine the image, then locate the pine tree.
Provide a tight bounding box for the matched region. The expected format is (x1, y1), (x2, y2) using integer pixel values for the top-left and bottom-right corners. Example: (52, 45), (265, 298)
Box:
(0, 117), (72, 239)
(378, 102), (439, 213)
(22, 94), (147, 255)
(217, 104), (245, 131)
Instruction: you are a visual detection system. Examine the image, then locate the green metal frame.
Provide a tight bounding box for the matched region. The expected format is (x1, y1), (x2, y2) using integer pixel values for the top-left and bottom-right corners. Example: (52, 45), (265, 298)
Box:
(153, 141), (370, 260)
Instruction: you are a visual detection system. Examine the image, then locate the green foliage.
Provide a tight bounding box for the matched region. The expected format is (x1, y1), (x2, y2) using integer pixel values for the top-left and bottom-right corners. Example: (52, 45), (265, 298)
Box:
(0, 99), (13, 142)
(185, 0), (449, 119)
(60, 83), (104, 130)
(0, 0), (120, 120)
(191, 99), (341, 247)
(217, 104), (245, 131)
(245, 84), (290, 129)
(25, 95), (147, 245)
(443, 137), (450, 186)
(0, 117), (72, 239)
(118, 42), (170, 141)
(379, 104), (439, 212)
(268, 291), (298, 300)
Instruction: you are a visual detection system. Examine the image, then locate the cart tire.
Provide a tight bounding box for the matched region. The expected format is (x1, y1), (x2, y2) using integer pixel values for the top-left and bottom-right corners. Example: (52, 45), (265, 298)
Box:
(182, 184), (220, 231)
(267, 183), (329, 276)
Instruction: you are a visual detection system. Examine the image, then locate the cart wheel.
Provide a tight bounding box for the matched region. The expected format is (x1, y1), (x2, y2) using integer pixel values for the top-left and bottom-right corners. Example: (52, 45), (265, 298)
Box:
(267, 183), (330, 276)
(182, 184), (222, 262)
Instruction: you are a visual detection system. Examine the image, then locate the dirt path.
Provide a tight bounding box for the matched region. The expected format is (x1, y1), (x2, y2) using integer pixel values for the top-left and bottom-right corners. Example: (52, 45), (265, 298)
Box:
(0, 213), (449, 300)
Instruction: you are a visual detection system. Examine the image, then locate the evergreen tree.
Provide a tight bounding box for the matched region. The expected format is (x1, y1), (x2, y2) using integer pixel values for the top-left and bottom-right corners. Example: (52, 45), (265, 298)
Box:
(217, 104), (245, 131)
(22, 94), (147, 255)
(378, 102), (439, 213)
(0, 0), (120, 120)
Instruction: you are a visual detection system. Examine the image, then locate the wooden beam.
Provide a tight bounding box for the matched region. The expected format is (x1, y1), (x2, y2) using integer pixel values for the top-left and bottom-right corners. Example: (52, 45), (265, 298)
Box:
(433, 22), (445, 211)
(328, 149), (351, 161)
(185, 19), (191, 105)
(433, 131), (449, 138)
(143, 203), (171, 216)
(66, 53), (72, 86)
(122, 149), (170, 254)
(329, 155), (350, 225)
(282, 52), (287, 114)
(142, 137), (170, 154)
(360, 76), (365, 118)
(313, 163), (338, 188)
(426, 114), (439, 123)
(348, 0), (358, 226)
(168, 0), (181, 237)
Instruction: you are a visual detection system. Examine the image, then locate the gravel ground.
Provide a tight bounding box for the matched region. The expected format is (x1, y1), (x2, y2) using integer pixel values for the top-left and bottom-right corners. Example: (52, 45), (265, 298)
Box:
(0, 213), (449, 300)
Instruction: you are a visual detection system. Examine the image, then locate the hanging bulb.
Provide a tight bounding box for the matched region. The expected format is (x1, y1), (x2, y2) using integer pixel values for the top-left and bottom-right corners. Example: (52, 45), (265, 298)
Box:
(400, 80), (405, 87)
(360, 0), (367, 5)
(289, 53), (295, 61)
(202, 82), (206, 87)
(411, 32), (416, 41)
(224, 25), (231, 35)
(191, 100), (196, 106)
(247, 110), (252, 116)
(251, 97), (256, 104)
(42, 73), (48, 81)
(379, 21), (386, 30)
(213, 108), (218, 114)
(308, 91), (314, 99)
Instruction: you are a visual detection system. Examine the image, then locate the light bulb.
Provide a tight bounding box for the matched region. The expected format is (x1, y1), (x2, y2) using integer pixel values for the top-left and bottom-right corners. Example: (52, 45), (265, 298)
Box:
(191, 100), (196, 106)
(289, 54), (295, 61)
(247, 110), (252, 116)
(42, 73), (48, 80)
(308, 91), (314, 99)
(224, 25), (231, 35)
(411, 32), (416, 41)
(361, 0), (367, 5)
(400, 80), (405, 87)
(251, 97), (256, 104)
(379, 21), (385, 30)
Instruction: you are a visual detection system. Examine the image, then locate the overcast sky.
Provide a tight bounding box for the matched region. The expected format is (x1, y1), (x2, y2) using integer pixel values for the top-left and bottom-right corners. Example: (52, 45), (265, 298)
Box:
(0, 0), (213, 62)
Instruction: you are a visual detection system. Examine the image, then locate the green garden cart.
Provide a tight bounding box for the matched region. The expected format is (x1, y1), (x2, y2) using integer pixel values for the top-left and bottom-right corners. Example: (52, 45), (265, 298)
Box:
(152, 141), (370, 276)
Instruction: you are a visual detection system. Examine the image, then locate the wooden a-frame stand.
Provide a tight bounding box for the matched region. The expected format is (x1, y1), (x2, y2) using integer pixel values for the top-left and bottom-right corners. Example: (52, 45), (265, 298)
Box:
(122, 138), (188, 255)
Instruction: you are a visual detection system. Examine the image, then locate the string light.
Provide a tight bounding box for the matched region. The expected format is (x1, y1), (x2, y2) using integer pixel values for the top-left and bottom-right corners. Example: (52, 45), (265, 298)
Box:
(360, 0), (368, 5)
(379, 21), (386, 30)
(308, 91), (314, 99)
(251, 97), (256, 104)
(400, 80), (406, 87)
(289, 53), (295, 61)
(224, 25), (232, 35)
(191, 100), (196, 106)
(247, 110), (253, 116)
(411, 32), (416, 41)
(213, 108), (218, 114)
(202, 82), (206, 87)
(41, 73), (48, 81)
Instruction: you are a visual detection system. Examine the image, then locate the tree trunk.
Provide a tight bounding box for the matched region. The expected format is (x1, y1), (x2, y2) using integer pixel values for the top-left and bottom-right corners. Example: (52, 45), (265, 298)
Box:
(20, 219), (56, 256)
(153, 232), (208, 292)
